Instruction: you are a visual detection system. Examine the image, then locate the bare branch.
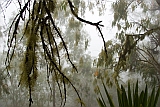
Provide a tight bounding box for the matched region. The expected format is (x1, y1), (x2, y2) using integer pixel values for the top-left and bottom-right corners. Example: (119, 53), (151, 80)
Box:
(67, 0), (108, 58)
(126, 27), (160, 37)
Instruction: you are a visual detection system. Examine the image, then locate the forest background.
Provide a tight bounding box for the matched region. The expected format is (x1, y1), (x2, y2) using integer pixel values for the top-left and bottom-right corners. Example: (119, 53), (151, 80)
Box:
(0, 0), (160, 107)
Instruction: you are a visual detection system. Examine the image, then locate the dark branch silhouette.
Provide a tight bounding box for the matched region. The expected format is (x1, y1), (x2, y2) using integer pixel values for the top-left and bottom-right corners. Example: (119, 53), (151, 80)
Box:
(67, 0), (108, 59)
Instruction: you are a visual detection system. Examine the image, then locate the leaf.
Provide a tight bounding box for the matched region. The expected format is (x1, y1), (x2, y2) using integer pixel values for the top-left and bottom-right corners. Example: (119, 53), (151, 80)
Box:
(133, 80), (139, 107)
(117, 88), (122, 107)
(97, 98), (106, 107)
(99, 87), (107, 107)
(143, 84), (148, 107)
(102, 80), (115, 107)
(139, 90), (144, 106)
(128, 82), (132, 106)
(85, 39), (88, 50)
(148, 87), (155, 107)
(153, 87), (160, 107)
(121, 85), (129, 107)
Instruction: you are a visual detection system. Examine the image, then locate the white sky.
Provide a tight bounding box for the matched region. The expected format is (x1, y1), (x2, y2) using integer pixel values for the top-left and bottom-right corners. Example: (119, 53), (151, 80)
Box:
(0, 0), (19, 52)
(84, 0), (116, 57)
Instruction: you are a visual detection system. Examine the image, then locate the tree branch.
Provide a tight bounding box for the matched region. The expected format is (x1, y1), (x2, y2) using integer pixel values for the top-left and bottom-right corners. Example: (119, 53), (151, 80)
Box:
(43, 1), (78, 73)
(67, 0), (108, 58)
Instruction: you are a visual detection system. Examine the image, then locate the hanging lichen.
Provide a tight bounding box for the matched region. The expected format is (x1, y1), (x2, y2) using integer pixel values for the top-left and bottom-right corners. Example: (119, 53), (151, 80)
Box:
(19, 21), (38, 89)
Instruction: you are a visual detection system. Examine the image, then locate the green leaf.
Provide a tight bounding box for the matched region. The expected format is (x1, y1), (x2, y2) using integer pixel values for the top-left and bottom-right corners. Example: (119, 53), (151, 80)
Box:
(154, 87), (160, 107)
(148, 87), (155, 107)
(134, 80), (139, 107)
(117, 88), (122, 107)
(139, 91), (144, 106)
(121, 85), (129, 107)
(102, 81), (115, 107)
(128, 82), (132, 106)
(143, 84), (148, 107)
(99, 89), (107, 107)
(97, 98), (106, 107)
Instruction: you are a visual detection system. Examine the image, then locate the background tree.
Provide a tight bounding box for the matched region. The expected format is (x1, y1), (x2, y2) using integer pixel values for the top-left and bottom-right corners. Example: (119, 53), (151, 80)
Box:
(1, 0), (107, 106)
(95, 0), (160, 88)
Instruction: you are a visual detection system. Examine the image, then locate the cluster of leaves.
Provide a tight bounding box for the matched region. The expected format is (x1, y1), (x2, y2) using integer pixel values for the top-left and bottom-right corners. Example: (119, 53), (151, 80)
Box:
(97, 80), (160, 107)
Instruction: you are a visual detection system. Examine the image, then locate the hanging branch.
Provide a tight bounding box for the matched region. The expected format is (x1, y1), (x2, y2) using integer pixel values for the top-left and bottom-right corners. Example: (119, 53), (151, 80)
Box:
(67, 0), (108, 58)
(5, 0), (31, 66)
(54, 69), (63, 107)
(45, 22), (64, 106)
(28, 77), (33, 107)
(39, 22), (82, 106)
(45, 24), (61, 67)
(43, 1), (78, 72)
